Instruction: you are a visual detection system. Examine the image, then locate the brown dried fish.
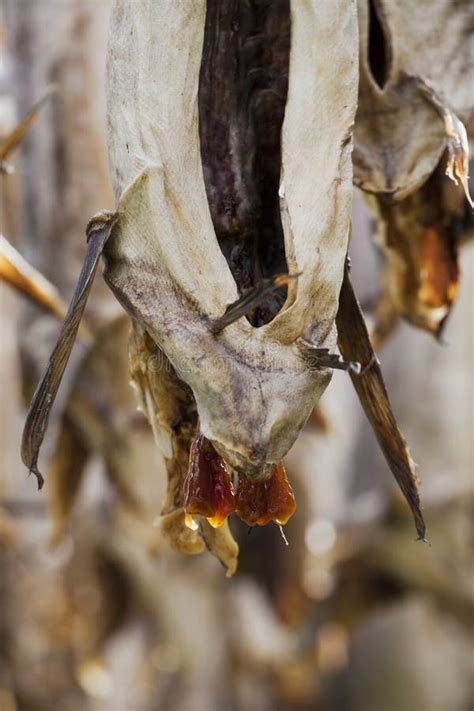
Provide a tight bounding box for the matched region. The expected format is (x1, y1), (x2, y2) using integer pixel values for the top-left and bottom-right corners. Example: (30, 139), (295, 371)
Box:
(104, 0), (358, 482)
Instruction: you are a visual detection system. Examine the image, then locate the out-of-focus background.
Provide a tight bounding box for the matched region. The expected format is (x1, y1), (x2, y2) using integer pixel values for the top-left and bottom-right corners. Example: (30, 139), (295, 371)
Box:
(1, 2), (473, 710)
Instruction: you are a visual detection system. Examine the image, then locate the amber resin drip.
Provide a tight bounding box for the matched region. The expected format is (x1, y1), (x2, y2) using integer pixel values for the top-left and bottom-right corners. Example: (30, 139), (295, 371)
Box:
(235, 462), (296, 526)
(184, 432), (296, 529)
(184, 431), (235, 527)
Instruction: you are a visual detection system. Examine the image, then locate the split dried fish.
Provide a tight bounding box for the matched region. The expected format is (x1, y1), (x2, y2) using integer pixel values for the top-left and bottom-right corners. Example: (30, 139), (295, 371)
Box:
(22, 1), (435, 564)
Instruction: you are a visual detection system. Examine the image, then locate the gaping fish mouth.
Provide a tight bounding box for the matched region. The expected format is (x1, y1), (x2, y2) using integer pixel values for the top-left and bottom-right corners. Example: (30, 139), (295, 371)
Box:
(211, 439), (276, 481)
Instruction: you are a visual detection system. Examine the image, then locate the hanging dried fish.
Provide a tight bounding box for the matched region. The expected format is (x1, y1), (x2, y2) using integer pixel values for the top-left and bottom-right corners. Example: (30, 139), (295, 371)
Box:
(22, 0), (431, 564)
(354, 0), (473, 339)
(103, 0), (358, 530)
(355, 0), (472, 200)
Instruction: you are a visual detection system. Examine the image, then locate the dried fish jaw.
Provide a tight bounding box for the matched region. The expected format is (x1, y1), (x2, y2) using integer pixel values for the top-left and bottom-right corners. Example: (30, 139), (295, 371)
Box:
(168, 326), (332, 475)
(354, 74), (445, 198)
(105, 1), (358, 473)
(355, 0), (473, 199)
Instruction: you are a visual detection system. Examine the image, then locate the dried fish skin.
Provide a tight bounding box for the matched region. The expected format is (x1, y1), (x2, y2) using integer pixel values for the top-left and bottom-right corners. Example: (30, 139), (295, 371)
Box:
(354, 0), (473, 199)
(104, 0), (358, 475)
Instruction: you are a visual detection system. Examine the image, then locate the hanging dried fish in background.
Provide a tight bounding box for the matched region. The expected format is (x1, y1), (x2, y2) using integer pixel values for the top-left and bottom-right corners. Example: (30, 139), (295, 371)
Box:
(354, 0), (473, 341)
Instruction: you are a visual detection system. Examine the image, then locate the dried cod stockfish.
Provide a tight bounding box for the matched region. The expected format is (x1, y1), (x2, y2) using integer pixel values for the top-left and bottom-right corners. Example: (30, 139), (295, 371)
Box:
(22, 0), (428, 569)
(104, 0), (358, 545)
(355, 0), (473, 340)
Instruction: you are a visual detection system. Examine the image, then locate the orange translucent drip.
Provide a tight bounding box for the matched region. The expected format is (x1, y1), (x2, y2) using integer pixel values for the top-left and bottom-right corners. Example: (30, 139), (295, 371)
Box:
(418, 226), (458, 309)
(235, 462), (296, 527)
(183, 432), (235, 527)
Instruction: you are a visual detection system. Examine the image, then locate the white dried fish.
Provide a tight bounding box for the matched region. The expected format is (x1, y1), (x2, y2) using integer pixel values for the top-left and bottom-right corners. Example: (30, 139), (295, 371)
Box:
(104, 0), (359, 475)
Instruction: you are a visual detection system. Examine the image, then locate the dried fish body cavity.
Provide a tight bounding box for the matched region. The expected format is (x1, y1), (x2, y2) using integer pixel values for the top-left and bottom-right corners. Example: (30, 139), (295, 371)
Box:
(104, 1), (358, 475)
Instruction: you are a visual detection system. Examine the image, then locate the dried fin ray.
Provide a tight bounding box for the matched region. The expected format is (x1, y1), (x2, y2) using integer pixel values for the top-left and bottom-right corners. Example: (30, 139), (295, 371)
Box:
(21, 211), (117, 488)
(336, 261), (426, 540)
(210, 273), (300, 334)
(298, 341), (362, 374)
